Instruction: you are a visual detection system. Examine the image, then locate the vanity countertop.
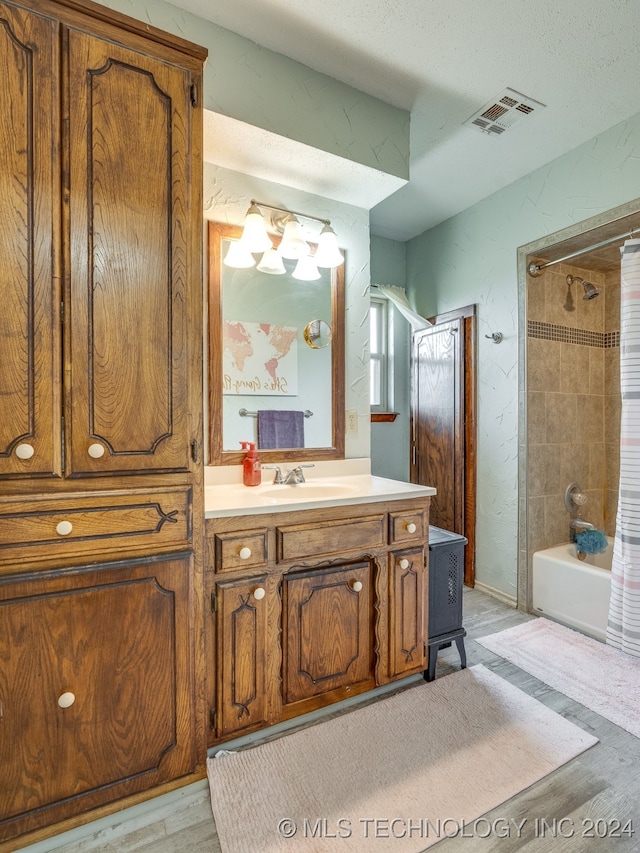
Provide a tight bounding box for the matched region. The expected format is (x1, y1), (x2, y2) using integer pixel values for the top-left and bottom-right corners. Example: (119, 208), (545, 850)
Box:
(205, 474), (436, 518)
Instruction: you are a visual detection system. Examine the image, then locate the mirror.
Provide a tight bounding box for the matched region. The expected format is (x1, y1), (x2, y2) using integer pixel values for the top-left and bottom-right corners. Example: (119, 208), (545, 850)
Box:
(304, 320), (332, 349)
(208, 221), (345, 465)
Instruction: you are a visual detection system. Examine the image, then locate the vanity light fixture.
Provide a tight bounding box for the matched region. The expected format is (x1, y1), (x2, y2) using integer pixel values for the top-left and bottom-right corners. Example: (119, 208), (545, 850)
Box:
(292, 254), (321, 281)
(224, 199), (345, 273)
(278, 217), (310, 259)
(223, 239), (256, 268)
(314, 223), (344, 268)
(239, 202), (273, 254)
(256, 248), (286, 275)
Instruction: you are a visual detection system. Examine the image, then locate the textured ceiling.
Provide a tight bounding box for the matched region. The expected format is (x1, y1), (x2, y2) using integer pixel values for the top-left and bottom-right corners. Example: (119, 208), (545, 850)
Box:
(174, 0), (640, 241)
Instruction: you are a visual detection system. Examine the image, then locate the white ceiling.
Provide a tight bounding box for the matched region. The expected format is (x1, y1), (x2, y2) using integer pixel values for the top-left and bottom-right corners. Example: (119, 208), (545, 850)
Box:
(202, 112), (408, 211)
(178, 0), (640, 242)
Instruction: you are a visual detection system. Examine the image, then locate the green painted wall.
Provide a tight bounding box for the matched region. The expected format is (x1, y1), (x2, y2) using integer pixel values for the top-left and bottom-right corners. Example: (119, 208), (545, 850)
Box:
(406, 113), (640, 598)
(370, 235), (410, 481)
(98, 0), (409, 180)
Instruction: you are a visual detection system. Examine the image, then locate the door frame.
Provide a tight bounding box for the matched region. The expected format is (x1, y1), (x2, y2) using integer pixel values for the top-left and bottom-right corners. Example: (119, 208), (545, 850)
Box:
(411, 304), (477, 586)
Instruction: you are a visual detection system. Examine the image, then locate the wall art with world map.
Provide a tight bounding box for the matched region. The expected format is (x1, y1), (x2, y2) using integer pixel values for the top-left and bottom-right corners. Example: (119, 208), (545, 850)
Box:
(223, 320), (298, 395)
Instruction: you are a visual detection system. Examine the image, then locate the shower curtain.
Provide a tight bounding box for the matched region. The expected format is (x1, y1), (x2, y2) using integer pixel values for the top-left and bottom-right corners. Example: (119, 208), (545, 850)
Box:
(607, 238), (640, 658)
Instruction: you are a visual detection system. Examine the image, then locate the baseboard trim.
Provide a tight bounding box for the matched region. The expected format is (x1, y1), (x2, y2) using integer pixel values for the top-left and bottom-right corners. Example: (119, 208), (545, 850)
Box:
(474, 580), (517, 608)
(19, 780), (210, 853)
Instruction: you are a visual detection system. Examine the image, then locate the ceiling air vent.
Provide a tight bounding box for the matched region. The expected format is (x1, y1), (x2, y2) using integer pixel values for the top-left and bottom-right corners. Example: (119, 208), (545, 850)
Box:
(463, 88), (545, 136)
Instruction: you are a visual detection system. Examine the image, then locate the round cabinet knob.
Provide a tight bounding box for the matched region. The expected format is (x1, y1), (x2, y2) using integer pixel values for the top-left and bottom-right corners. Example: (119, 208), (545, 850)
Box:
(15, 443), (35, 460)
(58, 691), (76, 709)
(253, 587), (266, 601)
(87, 443), (105, 459)
(351, 580), (363, 592)
(399, 558), (410, 569)
(56, 520), (73, 536)
(406, 522), (417, 534)
(239, 546), (252, 560)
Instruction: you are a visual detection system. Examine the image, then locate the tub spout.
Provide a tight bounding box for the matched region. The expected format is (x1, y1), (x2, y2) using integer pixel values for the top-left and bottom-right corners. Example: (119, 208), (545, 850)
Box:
(570, 517), (595, 542)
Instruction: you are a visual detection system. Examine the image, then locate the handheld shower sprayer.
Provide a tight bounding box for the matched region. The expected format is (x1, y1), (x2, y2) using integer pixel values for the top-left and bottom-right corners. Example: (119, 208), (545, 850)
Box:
(565, 275), (600, 301)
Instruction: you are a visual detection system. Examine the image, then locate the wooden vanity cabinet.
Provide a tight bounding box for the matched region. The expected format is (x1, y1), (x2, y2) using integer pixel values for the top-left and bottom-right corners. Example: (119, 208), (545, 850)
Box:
(0, 0), (206, 847)
(205, 497), (430, 744)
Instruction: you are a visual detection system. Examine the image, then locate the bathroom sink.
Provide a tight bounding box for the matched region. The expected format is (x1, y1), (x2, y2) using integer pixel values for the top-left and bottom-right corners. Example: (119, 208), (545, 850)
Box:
(258, 482), (361, 501)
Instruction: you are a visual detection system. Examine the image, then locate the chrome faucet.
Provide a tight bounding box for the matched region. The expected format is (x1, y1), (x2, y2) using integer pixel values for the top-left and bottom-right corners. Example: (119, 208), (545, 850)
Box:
(282, 464), (315, 484)
(570, 516), (595, 542)
(262, 465), (284, 484)
(262, 464), (315, 485)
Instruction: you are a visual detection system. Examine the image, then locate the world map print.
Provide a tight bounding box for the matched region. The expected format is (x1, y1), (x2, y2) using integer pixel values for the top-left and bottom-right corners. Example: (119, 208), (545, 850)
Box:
(223, 320), (298, 395)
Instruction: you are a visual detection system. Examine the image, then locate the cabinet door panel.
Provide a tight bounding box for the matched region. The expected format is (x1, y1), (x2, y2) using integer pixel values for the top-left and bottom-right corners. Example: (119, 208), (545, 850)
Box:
(389, 548), (427, 677)
(0, 555), (196, 839)
(215, 575), (268, 738)
(283, 563), (372, 704)
(66, 29), (194, 475)
(0, 3), (61, 478)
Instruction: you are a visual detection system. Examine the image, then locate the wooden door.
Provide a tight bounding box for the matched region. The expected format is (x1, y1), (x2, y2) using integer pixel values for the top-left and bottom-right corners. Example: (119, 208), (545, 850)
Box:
(412, 319), (462, 532)
(388, 548), (427, 677)
(213, 575), (269, 739)
(65, 27), (197, 476)
(283, 562), (373, 704)
(411, 305), (476, 586)
(0, 3), (61, 479)
(0, 554), (197, 842)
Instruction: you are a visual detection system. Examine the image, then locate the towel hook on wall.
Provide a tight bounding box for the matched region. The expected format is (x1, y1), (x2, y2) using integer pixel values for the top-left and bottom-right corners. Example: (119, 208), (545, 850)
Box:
(485, 332), (503, 344)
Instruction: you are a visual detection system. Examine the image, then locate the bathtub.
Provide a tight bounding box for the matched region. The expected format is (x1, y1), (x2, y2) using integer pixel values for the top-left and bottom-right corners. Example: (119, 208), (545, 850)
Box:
(532, 539), (612, 641)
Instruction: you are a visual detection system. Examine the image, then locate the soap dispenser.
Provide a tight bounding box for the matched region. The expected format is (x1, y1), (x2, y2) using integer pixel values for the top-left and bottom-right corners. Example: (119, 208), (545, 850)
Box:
(240, 441), (261, 486)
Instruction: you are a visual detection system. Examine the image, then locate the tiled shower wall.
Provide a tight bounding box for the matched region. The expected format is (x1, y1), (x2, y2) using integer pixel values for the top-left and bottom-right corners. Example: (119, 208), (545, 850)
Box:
(527, 263), (621, 555)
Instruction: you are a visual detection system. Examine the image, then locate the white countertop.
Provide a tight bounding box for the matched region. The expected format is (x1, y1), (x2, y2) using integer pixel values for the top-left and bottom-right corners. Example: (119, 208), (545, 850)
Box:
(205, 474), (436, 518)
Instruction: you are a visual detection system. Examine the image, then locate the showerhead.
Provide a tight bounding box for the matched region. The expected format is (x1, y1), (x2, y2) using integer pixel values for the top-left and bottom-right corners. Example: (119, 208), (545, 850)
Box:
(582, 280), (600, 300)
(565, 275), (601, 301)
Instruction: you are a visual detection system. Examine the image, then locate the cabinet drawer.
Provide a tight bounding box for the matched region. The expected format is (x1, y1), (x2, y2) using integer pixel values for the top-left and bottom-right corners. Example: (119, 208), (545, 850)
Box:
(212, 530), (268, 573)
(0, 488), (191, 567)
(276, 514), (385, 563)
(388, 508), (426, 545)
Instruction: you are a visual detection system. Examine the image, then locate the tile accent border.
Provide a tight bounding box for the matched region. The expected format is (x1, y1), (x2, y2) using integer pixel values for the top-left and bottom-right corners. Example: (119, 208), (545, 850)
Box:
(528, 320), (620, 348)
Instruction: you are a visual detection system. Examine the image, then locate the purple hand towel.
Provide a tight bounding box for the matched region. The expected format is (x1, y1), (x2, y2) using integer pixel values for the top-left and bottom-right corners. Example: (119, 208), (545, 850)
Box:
(257, 410), (305, 449)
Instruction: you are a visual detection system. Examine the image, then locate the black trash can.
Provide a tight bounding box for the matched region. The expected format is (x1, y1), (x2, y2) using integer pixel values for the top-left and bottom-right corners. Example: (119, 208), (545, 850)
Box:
(424, 525), (467, 682)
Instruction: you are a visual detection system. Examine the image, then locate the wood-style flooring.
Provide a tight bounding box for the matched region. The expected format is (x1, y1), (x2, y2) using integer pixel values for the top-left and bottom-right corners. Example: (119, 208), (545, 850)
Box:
(41, 588), (640, 852)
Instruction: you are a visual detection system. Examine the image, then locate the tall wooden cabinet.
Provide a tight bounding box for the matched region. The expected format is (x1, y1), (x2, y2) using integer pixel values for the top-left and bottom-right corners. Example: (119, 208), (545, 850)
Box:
(0, 0), (206, 848)
(1, 0), (202, 479)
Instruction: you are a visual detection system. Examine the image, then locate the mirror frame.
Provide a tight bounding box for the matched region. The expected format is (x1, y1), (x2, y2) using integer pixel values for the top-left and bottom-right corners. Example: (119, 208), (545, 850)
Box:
(207, 221), (345, 466)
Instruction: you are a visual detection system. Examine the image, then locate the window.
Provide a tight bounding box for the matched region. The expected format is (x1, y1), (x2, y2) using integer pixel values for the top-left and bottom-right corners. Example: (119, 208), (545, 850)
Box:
(370, 296), (390, 412)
